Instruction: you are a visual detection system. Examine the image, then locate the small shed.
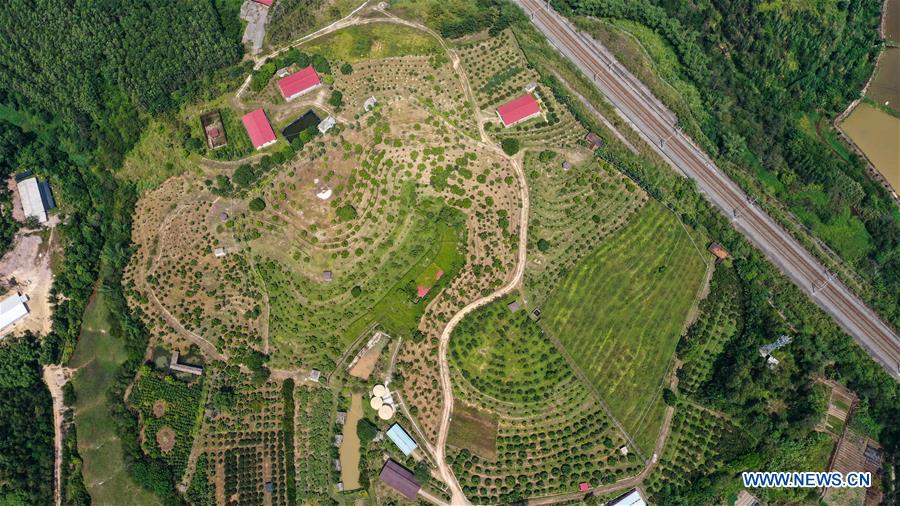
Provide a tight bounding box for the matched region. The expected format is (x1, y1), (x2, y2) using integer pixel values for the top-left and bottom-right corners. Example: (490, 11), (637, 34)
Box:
(169, 351), (203, 376)
(507, 301), (521, 313)
(562, 160), (572, 171)
(336, 482), (344, 492)
(619, 445), (629, 456)
(579, 482), (591, 492)
(308, 369), (322, 382)
(214, 247), (226, 258)
(322, 271), (333, 282)
(708, 243), (729, 262)
(333, 434), (343, 447)
(585, 132), (604, 150)
(264, 482), (274, 493)
(336, 411), (347, 425)
(276, 67), (292, 78)
(220, 212), (229, 222)
(525, 81), (538, 93)
(318, 115), (336, 134)
(333, 458), (342, 472)
(364, 96), (378, 112)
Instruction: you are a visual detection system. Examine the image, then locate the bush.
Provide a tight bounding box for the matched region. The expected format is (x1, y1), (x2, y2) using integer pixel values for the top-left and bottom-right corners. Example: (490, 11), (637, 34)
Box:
(501, 138), (520, 155)
(335, 204), (357, 221)
(232, 165), (254, 188)
(538, 149), (556, 162)
(357, 419), (378, 443)
(312, 54), (330, 74)
(351, 286), (362, 297)
(340, 63), (353, 75)
(249, 197), (266, 212)
(328, 90), (343, 108)
(537, 238), (550, 252)
(662, 388), (677, 406)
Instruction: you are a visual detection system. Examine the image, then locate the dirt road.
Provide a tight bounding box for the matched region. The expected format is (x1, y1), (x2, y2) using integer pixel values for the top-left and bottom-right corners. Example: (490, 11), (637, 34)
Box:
(43, 365), (75, 506)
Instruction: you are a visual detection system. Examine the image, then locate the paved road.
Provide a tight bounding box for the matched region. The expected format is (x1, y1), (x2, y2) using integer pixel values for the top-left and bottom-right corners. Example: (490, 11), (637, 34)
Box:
(517, 0), (900, 380)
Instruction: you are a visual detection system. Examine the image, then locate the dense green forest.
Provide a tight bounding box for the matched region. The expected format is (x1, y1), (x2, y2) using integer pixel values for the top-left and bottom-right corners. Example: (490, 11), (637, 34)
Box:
(0, 0), (243, 166)
(0, 1), (246, 503)
(555, 0), (900, 329)
(0, 333), (55, 505)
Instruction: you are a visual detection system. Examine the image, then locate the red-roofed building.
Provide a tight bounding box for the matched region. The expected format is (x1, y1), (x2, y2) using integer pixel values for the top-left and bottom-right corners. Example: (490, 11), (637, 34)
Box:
(277, 66), (322, 101)
(252, 0), (273, 6)
(579, 482), (591, 492)
(416, 286), (429, 298)
(241, 109), (277, 150)
(497, 94), (541, 127)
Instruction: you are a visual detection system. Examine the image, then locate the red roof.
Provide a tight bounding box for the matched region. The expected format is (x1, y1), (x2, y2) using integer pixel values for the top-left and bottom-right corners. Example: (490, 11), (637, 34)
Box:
(277, 66), (322, 100)
(241, 109), (276, 149)
(497, 94), (541, 126)
(252, 0), (273, 6)
(579, 482), (590, 492)
(416, 286), (429, 298)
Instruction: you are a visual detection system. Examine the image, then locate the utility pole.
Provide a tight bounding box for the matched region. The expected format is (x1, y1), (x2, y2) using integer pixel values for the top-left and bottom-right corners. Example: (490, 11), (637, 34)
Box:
(812, 270), (837, 295)
(732, 195), (757, 220)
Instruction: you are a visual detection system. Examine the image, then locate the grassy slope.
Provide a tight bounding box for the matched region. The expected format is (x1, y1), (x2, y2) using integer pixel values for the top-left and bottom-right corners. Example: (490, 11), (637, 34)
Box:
(541, 201), (707, 454)
(303, 23), (441, 63)
(69, 292), (161, 506)
(344, 215), (466, 342)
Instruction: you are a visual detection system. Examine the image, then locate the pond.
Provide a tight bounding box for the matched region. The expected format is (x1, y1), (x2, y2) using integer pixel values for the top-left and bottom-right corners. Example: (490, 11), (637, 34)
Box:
(869, 47), (900, 108)
(338, 394), (363, 490)
(884, 0), (900, 42)
(282, 110), (320, 142)
(840, 102), (900, 191)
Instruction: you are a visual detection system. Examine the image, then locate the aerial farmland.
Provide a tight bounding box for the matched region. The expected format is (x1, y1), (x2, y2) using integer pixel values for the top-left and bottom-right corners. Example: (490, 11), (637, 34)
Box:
(4, 0), (897, 505)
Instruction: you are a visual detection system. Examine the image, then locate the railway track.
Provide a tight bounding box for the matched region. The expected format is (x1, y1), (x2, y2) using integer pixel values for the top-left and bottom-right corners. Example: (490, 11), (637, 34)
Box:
(518, 0), (900, 378)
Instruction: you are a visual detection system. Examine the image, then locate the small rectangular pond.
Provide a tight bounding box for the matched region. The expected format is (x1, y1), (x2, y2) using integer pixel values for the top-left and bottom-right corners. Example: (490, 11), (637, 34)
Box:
(282, 110), (320, 142)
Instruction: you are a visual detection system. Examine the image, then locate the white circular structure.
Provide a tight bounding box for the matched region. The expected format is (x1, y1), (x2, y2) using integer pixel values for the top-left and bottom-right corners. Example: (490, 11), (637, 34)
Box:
(370, 396), (383, 410)
(372, 384), (387, 397)
(377, 404), (394, 420)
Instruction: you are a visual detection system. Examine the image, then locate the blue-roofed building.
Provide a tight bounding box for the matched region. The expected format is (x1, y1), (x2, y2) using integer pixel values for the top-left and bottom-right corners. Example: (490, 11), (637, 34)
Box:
(386, 423), (418, 456)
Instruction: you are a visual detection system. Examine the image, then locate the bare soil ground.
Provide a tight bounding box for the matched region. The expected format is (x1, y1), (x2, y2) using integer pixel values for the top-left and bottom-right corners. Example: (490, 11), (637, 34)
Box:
(0, 230), (55, 337)
(157, 426), (177, 453)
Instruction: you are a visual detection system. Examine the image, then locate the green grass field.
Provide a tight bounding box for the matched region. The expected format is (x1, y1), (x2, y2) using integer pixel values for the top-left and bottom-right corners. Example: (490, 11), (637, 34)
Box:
(540, 201), (707, 455)
(303, 23), (441, 63)
(343, 211), (466, 342)
(447, 402), (498, 460)
(69, 292), (161, 506)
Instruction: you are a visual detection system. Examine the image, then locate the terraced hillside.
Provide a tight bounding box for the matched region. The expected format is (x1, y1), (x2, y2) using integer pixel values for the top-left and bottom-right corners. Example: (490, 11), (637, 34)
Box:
(448, 298), (638, 502)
